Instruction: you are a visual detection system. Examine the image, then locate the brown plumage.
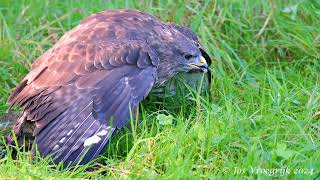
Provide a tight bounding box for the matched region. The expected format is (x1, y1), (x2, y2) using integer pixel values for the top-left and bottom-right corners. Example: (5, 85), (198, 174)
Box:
(6, 9), (211, 166)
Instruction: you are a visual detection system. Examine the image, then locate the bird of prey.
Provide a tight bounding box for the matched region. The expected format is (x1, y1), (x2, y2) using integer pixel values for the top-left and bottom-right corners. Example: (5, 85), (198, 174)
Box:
(6, 9), (211, 166)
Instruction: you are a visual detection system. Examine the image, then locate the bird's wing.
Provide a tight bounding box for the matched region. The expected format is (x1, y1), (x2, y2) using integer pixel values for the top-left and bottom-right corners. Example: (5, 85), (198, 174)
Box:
(8, 40), (158, 166)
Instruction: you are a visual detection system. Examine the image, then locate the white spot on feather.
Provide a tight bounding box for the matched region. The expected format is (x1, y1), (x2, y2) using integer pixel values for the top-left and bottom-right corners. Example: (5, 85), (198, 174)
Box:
(96, 129), (108, 136)
(124, 77), (129, 85)
(59, 137), (66, 143)
(83, 135), (101, 147)
(83, 127), (111, 147)
(67, 129), (73, 136)
(75, 122), (80, 128)
(53, 145), (60, 151)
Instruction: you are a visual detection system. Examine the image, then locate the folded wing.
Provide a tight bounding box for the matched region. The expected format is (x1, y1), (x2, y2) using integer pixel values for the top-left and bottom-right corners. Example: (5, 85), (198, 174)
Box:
(7, 40), (158, 166)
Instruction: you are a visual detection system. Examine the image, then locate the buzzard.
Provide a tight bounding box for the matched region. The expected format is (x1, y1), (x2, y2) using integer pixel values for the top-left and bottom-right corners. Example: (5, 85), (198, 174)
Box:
(6, 9), (211, 166)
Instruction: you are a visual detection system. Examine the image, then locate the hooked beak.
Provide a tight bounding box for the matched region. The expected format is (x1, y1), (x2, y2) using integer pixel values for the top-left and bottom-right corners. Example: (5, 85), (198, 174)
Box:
(187, 56), (209, 73)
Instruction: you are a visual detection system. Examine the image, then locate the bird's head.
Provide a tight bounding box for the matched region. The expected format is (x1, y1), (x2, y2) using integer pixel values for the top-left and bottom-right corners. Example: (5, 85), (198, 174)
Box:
(149, 24), (211, 88)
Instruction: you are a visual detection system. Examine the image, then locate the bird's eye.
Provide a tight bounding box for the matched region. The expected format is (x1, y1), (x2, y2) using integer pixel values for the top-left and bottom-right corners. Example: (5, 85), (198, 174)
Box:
(184, 54), (193, 60)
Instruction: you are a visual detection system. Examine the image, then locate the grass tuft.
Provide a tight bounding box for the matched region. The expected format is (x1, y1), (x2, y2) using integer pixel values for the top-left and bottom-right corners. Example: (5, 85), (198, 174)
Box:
(0, 0), (319, 179)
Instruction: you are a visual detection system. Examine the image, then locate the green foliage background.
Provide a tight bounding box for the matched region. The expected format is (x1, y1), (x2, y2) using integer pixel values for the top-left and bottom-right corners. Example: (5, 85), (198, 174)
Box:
(0, 0), (319, 179)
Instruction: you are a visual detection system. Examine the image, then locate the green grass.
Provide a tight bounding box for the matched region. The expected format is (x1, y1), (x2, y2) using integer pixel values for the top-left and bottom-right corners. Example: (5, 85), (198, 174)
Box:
(0, 0), (320, 179)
